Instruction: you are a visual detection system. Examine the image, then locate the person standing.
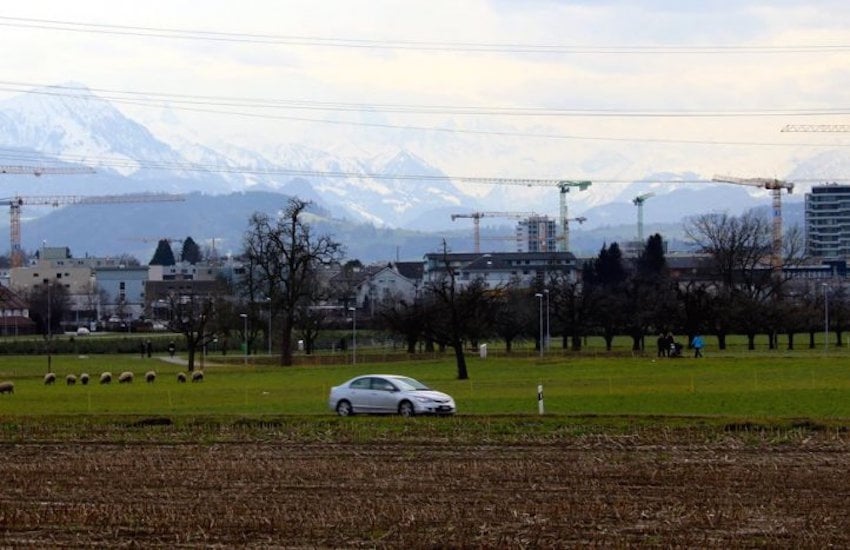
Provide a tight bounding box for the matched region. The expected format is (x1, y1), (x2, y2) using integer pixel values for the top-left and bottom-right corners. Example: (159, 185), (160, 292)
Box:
(693, 334), (704, 358)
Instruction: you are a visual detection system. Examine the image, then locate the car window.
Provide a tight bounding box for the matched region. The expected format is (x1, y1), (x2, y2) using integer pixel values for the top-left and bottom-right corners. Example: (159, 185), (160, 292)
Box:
(371, 378), (397, 391)
(349, 377), (371, 390)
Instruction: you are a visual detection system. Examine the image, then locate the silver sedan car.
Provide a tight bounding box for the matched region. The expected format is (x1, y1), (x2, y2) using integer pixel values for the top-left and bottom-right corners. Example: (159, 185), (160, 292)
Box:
(328, 374), (456, 417)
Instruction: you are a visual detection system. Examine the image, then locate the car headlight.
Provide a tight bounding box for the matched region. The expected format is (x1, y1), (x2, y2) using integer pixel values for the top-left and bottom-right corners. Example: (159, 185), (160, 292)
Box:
(414, 396), (433, 403)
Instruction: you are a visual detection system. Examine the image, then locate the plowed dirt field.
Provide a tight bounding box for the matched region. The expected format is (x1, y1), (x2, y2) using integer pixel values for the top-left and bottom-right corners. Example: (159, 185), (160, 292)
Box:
(1, 428), (849, 547)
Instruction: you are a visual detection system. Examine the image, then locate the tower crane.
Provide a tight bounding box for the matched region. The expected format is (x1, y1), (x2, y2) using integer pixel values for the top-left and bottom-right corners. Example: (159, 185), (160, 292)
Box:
(632, 192), (655, 244)
(781, 125), (850, 133)
(556, 181), (591, 252)
(450, 211), (539, 253)
(3, 193), (185, 267)
(1, 165), (95, 177)
(712, 175), (794, 272)
(452, 177), (592, 253)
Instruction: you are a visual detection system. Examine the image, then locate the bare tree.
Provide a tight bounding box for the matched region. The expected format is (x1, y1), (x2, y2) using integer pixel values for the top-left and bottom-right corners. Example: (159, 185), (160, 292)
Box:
(243, 198), (344, 366)
(164, 290), (217, 372)
(421, 241), (499, 380)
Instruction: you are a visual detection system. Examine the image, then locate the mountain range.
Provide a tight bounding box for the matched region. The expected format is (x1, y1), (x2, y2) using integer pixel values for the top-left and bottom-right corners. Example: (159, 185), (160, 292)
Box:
(0, 83), (839, 262)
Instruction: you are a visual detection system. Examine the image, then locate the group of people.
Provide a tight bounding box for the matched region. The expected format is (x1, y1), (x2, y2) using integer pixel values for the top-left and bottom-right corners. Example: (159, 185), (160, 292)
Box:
(657, 333), (704, 358)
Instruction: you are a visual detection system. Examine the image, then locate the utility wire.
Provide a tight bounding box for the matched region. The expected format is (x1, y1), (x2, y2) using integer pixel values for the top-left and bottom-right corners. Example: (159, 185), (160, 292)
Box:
(0, 15), (848, 54)
(1, 81), (848, 118)
(0, 84), (846, 148)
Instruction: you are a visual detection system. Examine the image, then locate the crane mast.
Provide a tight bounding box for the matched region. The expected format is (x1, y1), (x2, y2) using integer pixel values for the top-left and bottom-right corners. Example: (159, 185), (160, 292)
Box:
(632, 193), (655, 244)
(557, 181), (591, 252)
(712, 175), (793, 272)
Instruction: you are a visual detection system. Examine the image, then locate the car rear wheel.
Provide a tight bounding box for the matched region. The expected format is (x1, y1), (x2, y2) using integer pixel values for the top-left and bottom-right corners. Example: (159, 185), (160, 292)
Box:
(398, 400), (415, 417)
(336, 400), (353, 417)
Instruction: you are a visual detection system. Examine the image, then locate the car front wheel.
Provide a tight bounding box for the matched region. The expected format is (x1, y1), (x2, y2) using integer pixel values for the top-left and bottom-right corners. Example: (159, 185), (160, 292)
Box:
(398, 400), (415, 417)
(336, 400), (353, 417)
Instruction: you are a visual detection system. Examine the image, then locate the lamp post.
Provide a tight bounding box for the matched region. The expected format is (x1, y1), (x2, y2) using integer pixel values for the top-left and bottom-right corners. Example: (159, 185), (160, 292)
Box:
(349, 306), (357, 365)
(823, 283), (829, 353)
(266, 297), (272, 356)
(239, 313), (248, 366)
(535, 293), (543, 357)
(543, 288), (550, 351)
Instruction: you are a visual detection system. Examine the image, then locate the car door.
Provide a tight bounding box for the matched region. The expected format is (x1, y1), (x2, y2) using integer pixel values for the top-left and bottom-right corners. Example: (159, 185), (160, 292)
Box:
(369, 377), (400, 413)
(347, 376), (374, 412)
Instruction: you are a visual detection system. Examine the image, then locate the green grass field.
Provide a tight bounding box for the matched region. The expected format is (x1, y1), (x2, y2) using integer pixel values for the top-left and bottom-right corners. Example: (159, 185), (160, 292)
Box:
(1, 350), (849, 421)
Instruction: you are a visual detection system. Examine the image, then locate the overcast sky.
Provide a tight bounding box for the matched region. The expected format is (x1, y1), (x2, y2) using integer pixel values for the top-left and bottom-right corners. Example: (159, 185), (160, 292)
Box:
(1, 1), (850, 182)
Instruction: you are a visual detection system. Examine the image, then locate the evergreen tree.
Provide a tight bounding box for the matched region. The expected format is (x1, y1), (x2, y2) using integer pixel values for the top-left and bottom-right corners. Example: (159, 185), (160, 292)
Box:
(149, 239), (176, 266)
(181, 237), (202, 264)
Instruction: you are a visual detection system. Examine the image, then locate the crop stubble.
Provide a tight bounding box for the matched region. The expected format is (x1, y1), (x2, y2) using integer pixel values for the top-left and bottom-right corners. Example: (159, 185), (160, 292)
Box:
(0, 433), (849, 547)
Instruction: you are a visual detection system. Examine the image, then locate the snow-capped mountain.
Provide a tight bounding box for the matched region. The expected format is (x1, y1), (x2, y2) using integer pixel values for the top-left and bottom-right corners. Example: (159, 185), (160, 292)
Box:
(0, 82), (823, 236)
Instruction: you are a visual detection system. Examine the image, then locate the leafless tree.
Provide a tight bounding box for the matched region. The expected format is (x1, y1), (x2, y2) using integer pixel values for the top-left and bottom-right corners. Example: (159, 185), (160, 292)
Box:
(243, 198), (344, 366)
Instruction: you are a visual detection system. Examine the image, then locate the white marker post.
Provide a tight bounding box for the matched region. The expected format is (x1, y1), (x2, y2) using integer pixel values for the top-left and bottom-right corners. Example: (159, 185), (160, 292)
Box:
(537, 384), (544, 415)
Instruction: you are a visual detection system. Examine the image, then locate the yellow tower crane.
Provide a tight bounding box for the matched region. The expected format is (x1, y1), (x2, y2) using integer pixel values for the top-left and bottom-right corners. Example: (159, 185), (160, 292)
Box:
(3, 193), (185, 267)
(712, 175), (794, 272)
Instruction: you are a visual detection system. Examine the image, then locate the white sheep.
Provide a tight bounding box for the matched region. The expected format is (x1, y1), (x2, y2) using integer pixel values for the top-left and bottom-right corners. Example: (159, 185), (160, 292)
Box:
(176, 372), (187, 383)
(100, 372), (112, 384)
(0, 381), (13, 394)
(145, 371), (156, 383)
(44, 372), (56, 385)
(80, 373), (90, 385)
(191, 370), (204, 383)
(118, 371), (134, 384)
(66, 374), (77, 386)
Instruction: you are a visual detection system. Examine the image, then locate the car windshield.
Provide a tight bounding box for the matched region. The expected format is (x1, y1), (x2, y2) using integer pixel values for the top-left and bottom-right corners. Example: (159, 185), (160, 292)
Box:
(390, 376), (430, 391)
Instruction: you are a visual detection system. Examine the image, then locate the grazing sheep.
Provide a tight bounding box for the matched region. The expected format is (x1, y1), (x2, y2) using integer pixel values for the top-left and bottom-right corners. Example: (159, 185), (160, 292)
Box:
(100, 372), (112, 385)
(176, 372), (187, 383)
(118, 371), (134, 384)
(66, 374), (77, 386)
(145, 371), (156, 383)
(191, 370), (204, 383)
(80, 373), (90, 385)
(44, 372), (56, 385)
(0, 381), (13, 394)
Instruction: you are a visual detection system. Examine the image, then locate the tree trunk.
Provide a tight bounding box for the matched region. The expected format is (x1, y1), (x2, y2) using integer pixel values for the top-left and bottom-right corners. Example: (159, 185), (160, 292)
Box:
(768, 332), (776, 350)
(787, 331), (794, 350)
(604, 330), (614, 351)
(505, 337), (513, 353)
(631, 332), (641, 351)
(406, 336), (416, 354)
(747, 333), (756, 350)
(836, 330), (844, 347)
(280, 316), (294, 366)
(571, 334), (582, 352)
(453, 340), (468, 380)
(716, 333), (727, 350)
(809, 330), (816, 349)
(186, 345), (195, 372)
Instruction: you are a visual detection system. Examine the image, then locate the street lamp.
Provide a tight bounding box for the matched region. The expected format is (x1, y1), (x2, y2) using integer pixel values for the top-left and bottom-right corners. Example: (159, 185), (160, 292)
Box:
(823, 283), (829, 353)
(543, 289), (550, 351)
(349, 306), (357, 365)
(265, 297), (272, 356)
(534, 293), (543, 357)
(239, 313), (248, 366)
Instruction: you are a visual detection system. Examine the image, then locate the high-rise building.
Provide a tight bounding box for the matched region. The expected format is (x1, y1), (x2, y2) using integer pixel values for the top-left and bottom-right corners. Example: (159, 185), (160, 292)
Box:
(516, 215), (557, 252)
(805, 184), (850, 259)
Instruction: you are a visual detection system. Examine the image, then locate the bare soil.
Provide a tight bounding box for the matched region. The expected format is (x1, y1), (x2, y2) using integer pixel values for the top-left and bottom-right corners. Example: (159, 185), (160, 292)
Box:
(1, 431), (849, 547)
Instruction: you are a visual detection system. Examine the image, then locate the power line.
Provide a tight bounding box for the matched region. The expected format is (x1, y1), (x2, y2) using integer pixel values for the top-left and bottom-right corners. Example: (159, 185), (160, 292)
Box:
(0, 15), (848, 54)
(2, 81), (849, 118)
(1, 83), (846, 148)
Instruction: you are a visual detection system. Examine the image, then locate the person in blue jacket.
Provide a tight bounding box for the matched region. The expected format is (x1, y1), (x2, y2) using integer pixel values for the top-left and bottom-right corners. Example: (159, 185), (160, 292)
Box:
(692, 334), (704, 358)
